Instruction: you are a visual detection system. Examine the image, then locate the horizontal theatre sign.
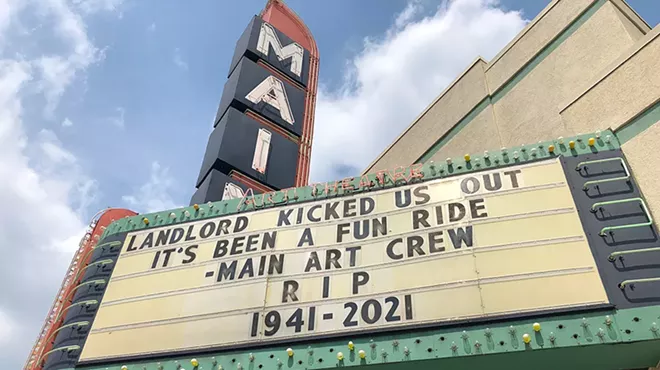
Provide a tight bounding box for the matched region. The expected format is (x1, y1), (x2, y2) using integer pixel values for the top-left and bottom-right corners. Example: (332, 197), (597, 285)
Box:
(79, 158), (608, 361)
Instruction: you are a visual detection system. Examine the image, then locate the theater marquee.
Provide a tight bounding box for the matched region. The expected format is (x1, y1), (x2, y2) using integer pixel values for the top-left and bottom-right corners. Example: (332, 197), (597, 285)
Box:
(79, 158), (608, 361)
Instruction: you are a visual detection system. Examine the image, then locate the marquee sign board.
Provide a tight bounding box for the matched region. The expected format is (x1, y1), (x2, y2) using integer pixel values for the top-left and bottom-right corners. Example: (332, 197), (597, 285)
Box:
(80, 158), (609, 362)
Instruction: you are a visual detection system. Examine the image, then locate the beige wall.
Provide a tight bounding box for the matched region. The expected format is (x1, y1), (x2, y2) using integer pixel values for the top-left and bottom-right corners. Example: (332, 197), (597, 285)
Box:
(428, 103), (501, 162)
(622, 120), (660, 220)
(613, 5), (645, 41)
(485, 0), (594, 93)
(493, 0), (640, 148)
(364, 59), (489, 172)
(561, 26), (660, 134)
(610, 0), (651, 40)
(365, 0), (654, 174)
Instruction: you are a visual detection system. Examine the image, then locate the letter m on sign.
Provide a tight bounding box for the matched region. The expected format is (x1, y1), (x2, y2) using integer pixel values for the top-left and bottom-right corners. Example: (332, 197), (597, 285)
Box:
(257, 23), (304, 78)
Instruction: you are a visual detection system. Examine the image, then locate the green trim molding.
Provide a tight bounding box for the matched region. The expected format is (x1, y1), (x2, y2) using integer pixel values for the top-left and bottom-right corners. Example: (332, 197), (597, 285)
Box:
(615, 99), (660, 145)
(490, 0), (605, 105)
(78, 306), (660, 370)
(416, 0), (606, 164)
(417, 96), (491, 164)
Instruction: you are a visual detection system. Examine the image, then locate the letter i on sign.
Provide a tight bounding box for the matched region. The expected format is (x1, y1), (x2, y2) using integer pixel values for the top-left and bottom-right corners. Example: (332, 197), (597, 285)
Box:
(322, 276), (330, 298)
(252, 128), (272, 174)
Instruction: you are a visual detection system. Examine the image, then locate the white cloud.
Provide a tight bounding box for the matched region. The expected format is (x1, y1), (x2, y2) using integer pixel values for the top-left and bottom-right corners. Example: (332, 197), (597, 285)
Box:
(0, 58), (90, 369)
(0, 0), (121, 368)
(0, 0), (27, 49)
(35, 0), (106, 118)
(148, 21), (156, 32)
(0, 309), (14, 347)
(107, 106), (125, 127)
(122, 161), (181, 213)
(310, 0), (527, 182)
(173, 47), (188, 70)
(39, 130), (77, 163)
(62, 116), (73, 126)
(394, 0), (422, 30)
(73, 0), (126, 16)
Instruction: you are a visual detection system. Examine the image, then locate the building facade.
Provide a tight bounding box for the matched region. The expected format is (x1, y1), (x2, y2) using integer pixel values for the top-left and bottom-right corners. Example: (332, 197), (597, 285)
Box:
(28, 1), (660, 370)
(365, 0), (660, 220)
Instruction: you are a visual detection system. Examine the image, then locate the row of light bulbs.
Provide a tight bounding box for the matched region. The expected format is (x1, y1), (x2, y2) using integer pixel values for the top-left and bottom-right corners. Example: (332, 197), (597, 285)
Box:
(133, 132), (608, 228)
(441, 133), (605, 169)
(119, 323), (547, 369)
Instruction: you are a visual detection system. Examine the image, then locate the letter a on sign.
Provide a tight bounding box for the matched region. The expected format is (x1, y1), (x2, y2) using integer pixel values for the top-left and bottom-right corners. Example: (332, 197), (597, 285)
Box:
(257, 23), (304, 78)
(222, 182), (245, 200)
(252, 128), (272, 174)
(245, 76), (295, 125)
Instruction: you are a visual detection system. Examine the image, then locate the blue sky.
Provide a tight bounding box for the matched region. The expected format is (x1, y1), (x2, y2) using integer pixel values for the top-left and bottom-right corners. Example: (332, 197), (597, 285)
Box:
(0, 0), (658, 368)
(20, 0), (658, 213)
